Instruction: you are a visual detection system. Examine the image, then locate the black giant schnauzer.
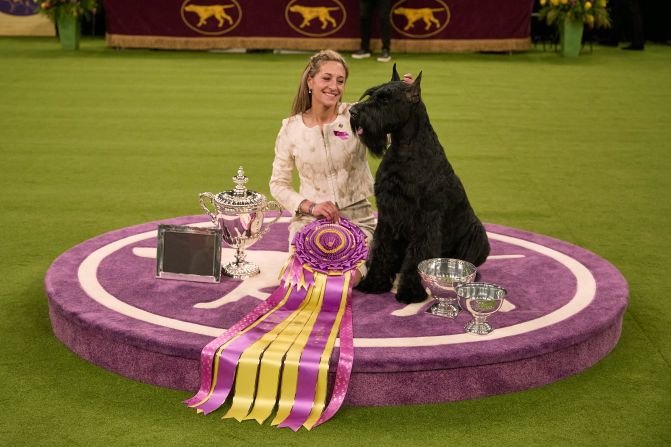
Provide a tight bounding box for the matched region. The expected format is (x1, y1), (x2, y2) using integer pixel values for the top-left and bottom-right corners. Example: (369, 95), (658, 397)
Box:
(350, 65), (490, 304)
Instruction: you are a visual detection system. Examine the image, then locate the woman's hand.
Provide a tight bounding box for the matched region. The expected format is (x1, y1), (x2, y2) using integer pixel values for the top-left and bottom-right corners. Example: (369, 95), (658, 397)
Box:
(351, 268), (362, 287)
(403, 73), (414, 84)
(312, 201), (340, 222)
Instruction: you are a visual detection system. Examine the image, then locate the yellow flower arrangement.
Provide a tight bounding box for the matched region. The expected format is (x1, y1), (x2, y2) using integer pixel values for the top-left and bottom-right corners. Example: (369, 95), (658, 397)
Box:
(35, 0), (98, 22)
(538, 0), (610, 28)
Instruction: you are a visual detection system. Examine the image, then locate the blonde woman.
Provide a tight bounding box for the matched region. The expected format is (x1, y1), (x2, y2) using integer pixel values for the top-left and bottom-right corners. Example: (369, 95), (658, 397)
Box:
(269, 50), (412, 284)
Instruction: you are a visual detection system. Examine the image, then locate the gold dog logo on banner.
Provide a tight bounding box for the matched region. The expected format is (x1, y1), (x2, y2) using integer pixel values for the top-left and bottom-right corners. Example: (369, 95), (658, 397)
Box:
(285, 0), (346, 37)
(391, 0), (450, 38)
(181, 0), (242, 35)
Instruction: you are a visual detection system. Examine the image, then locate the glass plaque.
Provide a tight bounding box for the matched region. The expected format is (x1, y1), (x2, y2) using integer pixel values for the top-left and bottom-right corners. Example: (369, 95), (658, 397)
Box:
(156, 224), (223, 283)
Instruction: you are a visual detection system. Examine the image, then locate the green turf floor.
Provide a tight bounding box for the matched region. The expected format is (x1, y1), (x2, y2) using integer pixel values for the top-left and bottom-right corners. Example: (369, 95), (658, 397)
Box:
(1, 37), (670, 446)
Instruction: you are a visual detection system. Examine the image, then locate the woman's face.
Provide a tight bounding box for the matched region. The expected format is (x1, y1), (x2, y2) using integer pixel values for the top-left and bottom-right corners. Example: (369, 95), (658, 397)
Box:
(307, 61), (346, 110)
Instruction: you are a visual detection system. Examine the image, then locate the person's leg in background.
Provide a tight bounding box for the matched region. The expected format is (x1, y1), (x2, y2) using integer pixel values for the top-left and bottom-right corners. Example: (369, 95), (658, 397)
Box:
(353, 0), (374, 58)
(622, 0), (645, 50)
(601, 0), (622, 46)
(377, 0), (393, 62)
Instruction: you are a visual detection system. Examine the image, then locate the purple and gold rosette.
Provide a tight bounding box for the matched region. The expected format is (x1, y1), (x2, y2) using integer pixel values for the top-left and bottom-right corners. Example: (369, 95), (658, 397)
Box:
(294, 219), (368, 273)
(185, 218), (367, 431)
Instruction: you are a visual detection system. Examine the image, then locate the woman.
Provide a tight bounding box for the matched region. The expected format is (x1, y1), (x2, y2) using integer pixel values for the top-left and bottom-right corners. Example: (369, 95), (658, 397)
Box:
(269, 49), (410, 284)
(270, 50), (377, 283)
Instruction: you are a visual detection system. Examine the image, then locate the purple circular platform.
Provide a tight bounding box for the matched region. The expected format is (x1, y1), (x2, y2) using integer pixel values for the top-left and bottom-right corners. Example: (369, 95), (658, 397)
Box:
(45, 216), (628, 406)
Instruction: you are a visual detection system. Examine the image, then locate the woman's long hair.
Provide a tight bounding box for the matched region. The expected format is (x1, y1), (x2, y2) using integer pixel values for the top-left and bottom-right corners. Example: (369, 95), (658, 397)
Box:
(290, 49), (349, 116)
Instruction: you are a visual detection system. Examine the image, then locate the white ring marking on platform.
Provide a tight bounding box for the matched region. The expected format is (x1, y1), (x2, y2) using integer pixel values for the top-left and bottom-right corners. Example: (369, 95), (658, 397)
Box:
(78, 225), (596, 348)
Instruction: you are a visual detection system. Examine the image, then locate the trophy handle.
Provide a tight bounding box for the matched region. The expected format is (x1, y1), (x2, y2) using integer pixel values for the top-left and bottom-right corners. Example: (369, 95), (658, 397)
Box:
(199, 192), (218, 224)
(258, 200), (283, 237)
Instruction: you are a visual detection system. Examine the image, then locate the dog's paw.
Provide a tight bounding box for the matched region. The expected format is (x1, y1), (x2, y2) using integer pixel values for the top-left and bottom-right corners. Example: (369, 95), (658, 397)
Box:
(395, 281), (428, 304)
(356, 275), (393, 294)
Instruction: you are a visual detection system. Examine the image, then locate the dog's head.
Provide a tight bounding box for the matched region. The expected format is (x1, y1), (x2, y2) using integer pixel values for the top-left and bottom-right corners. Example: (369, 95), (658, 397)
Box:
(350, 64), (423, 157)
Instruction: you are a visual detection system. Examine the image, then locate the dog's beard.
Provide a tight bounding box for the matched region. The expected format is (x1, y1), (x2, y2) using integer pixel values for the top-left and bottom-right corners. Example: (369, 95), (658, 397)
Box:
(361, 132), (388, 157)
(351, 114), (388, 157)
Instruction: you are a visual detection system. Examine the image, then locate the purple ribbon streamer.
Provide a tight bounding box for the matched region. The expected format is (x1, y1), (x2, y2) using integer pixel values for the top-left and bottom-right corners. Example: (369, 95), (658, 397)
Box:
(276, 274), (346, 431)
(192, 282), (311, 414)
(184, 284), (287, 408)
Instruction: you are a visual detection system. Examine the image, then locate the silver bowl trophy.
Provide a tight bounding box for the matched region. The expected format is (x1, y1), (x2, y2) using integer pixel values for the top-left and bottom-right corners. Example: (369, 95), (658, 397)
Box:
(456, 282), (507, 335)
(418, 258), (477, 318)
(200, 166), (282, 279)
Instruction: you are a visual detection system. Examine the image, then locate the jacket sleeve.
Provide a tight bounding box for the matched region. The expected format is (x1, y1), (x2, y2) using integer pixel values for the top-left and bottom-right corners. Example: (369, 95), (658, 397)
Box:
(269, 121), (305, 214)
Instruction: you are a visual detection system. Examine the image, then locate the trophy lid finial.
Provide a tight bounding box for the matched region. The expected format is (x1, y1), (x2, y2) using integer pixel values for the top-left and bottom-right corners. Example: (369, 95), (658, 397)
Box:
(233, 166), (248, 196)
(202, 165), (266, 213)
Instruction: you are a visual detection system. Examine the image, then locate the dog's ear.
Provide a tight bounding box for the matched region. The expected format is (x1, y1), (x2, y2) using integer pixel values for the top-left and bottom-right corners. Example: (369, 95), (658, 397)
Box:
(407, 71), (422, 103)
(359, 85), (379, 100)
(391, 63), (401, 82)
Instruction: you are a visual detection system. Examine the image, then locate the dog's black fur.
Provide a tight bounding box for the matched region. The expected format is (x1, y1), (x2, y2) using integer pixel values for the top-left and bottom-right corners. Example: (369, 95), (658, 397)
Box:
(350, 65), (490, 304)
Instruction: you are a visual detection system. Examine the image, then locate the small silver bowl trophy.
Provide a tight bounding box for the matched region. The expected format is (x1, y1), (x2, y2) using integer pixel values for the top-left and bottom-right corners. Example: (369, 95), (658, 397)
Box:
(200, 166), (282, 279)
(418, 258), (477, 318)
(418, 258), (508, 335)
(456, 283), (507, 335)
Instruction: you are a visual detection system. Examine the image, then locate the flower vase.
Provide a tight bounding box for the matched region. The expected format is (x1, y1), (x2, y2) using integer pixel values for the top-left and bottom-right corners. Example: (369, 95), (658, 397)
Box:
(559, 19), (584, 57)
(57, 14), (81, 50)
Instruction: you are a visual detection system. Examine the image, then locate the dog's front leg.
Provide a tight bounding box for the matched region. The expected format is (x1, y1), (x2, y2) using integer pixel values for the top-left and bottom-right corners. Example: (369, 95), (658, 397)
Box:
(356, 219), (403, 294)
(395, 246), (430, 303)
(395, 219), (442, 304)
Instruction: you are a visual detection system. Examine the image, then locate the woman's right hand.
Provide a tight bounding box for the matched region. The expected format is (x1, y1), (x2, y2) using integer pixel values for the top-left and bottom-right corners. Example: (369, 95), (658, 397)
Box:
(312, 201), (340, 222)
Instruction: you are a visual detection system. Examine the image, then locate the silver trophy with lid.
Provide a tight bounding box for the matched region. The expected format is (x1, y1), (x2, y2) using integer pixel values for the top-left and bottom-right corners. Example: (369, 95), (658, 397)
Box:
(199, 166), (282, 279)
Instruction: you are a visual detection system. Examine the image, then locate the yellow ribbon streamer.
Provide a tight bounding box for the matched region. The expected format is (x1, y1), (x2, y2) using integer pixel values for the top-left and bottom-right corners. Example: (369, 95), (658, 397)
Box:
(190, 284), (294, 410)
(270, 273), (329, 426)
(302, 271), (350, 430)
(245, 274), (326, 424)
(223, 282), (321, 421)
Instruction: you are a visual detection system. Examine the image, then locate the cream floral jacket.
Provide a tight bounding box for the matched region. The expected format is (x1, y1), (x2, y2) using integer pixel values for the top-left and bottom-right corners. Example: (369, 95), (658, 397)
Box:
(269, 103), (374, 215)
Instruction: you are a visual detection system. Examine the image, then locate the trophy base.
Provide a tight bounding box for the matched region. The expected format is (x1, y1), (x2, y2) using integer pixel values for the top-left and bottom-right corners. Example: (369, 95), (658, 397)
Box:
(223, 261), (260, 280)
(427, 301), (461, 319)
(465, 320), (493, 335)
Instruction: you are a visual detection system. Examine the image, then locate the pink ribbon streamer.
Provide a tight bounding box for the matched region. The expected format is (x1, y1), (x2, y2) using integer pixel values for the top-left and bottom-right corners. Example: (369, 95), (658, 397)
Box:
(312, 278), (354, 428)
(284, 256), (305, 288)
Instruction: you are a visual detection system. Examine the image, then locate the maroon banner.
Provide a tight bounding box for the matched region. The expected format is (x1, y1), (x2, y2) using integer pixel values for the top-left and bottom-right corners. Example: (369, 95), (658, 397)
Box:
(104, 0), (533, 52)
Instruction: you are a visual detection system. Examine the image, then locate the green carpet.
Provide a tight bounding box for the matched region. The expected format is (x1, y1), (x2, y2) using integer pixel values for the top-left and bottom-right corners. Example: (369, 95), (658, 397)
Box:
(1, 37), (670, 446)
